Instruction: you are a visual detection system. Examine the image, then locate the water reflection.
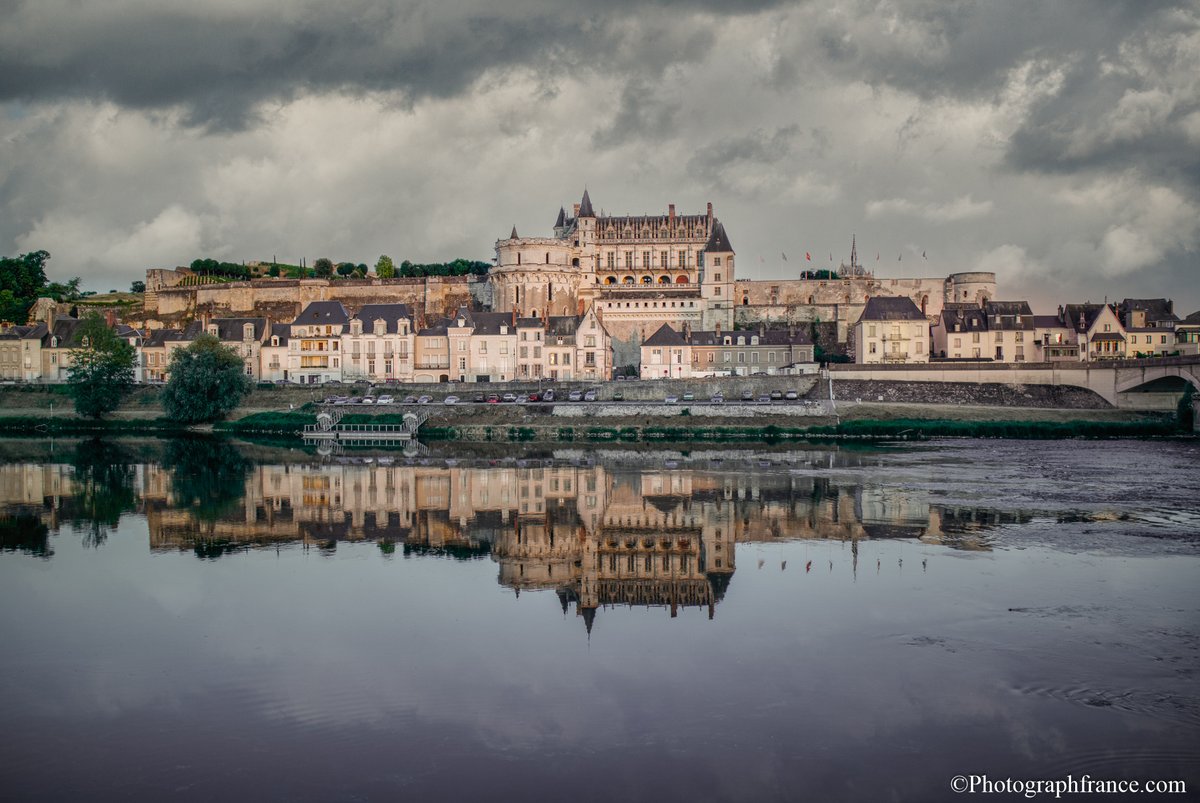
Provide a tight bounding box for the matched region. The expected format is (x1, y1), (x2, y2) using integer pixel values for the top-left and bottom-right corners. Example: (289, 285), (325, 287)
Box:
(0, 441), (1038, 627)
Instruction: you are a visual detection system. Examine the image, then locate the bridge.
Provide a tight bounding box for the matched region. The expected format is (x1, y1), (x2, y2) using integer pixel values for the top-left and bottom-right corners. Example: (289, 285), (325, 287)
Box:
(829, 354), (1200, 410)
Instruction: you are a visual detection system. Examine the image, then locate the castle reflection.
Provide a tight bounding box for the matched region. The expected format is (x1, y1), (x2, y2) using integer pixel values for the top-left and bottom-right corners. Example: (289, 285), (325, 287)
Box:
(0, 453), (1028, 628)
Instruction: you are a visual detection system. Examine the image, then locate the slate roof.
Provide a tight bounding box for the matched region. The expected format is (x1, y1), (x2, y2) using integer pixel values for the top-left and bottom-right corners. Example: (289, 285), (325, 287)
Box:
(143, 328), (186, 348)
(1119, 298), (1179, 324)
(578, 189), (595, 217)
(704, 220), (734, 254)
(940, 305), (987, 331)
(859, 296), (926, 322)
(1061, 303), (1110, 333)
(516, 317), (543, 328)
(293, 301), (350, 326)
(1181, 310), (1200, 326)
(642, 324), (687, 347)
(546, 316), (579, 338)
(185, 317), (268, 341)
(1091, 332), (1125, 341)
(470, 311), (515, 336)
(984, 301), (1035, 330)
(554, 206), (566, 228)
(353, 303), (414, 334)
(1032, 315), (1067, 329)
(268, 323), (290, 344)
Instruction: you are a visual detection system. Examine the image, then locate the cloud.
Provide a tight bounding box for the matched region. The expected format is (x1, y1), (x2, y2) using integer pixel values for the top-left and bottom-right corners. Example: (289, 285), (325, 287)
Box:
(0, 0), (1197, 315)
(866, 195), (993, 223)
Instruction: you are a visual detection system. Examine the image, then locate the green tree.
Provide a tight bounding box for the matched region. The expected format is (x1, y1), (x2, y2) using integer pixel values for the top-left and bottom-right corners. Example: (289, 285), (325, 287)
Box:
(0, 250), (53, 321)
(162, 438), (251, 525)
(313, 257), (334, 278)
(66, 314), (136, 419)
(336, 261), (356, 277)
(161, 334), (252, 423)
(268, 265), (281, 278)
(375, 255), (395, 279)
(130, 280), (146, 293)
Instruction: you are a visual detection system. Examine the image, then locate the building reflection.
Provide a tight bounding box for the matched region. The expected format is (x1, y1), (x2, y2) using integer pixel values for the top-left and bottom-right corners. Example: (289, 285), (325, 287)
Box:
(0, 455), (1028, 628)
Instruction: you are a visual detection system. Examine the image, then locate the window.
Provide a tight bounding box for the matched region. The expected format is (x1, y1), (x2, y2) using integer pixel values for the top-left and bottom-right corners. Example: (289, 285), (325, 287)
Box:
(624, 252), (632, 269)
(714, 257), (721, 266)
(714, 273), (722, 282)
(642, 252), (650, 269)
(707, 353), (714, 363)
(679, 250), (687, 266)
(869, 342), (877, 354)
(500, 343), (508, 355)
(724, 352), (731, 363)
(458, 358), (466, 370)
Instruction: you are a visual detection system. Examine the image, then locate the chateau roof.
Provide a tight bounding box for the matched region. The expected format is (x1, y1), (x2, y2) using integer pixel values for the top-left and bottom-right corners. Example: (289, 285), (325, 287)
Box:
(579, 189), (594, 217)
(554, 206), (566, 228)
(859, 296), (925, 322)
(509, 225), (518, 239)
(704, 220), (734, 254)
(294, 301), (350, 326)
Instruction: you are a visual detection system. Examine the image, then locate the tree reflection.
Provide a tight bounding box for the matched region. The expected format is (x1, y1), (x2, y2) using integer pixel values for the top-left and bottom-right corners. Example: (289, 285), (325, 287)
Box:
(0, 514), (52, 558)
(66, 439), (137, 548)
(162, 437), (251, 524)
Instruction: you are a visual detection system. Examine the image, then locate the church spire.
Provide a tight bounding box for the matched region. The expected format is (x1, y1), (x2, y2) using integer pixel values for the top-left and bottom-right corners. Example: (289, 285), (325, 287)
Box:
(579, 188), (595, 217)
(510, 225), (518, 240)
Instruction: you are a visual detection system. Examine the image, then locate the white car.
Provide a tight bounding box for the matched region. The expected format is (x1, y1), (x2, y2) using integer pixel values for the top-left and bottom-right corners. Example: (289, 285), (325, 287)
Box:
(443, 395), (460, 405)
(375, 395), (394, 405)
(361, 396), (375, 405)
(664, 396), (679, 404)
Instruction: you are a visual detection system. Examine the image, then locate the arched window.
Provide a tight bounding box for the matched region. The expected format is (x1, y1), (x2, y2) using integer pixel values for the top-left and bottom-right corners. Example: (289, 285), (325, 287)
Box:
(623, 276), (634, 285)
(675, 275), (688, 284)
(658, 275), (670, 284)
(743, 297), (749, 305)
(605, 276), (617, 285)
(641, 275), (652, 284)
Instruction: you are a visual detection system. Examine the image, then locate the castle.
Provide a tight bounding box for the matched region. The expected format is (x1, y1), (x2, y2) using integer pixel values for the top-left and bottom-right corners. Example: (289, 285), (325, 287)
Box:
(138, 188), (997, 368)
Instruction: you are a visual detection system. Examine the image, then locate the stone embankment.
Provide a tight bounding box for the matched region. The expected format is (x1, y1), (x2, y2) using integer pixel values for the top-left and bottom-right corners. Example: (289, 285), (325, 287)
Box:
(825, 379), (1110, 409)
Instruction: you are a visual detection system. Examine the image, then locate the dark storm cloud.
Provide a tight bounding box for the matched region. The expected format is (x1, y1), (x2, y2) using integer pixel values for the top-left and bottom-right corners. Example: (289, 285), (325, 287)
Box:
(685, 126), (800, 185)
(0, 0), (788, 131)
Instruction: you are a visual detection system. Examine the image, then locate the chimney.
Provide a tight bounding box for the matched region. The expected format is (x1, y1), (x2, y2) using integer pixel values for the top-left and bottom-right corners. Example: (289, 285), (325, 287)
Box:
(714, 319), (722, 338)
(669, 203), (676, 223)
(1058, 304), (1064, 321)
(759, 321), (766, 339)
(788, 322), (796, 340)
(1167, 299), (1174, 315)
(104, 310), (116, 329)
(683, 321), (691, 340)
(573, 203), (580, 217)
(706, 202), (713, 223)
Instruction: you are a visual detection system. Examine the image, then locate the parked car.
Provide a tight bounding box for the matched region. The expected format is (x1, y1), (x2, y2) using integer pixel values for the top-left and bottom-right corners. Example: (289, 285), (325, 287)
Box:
(757, 394), (771, 404)
(376, 395), (394, 405)
(583, 390), (598, 402)
(542, 389), (556, 402)
(487, 394), (501, 404)
(770, 390), (783, 400)
(612, 389), (624, 401)
(417, 395), (432, 404)
(473, 394), (485, 403)
(784, 390), (799, 400)
(568, 390), (584, 402)
(665, 395), (679, 404)
(402, 395), (417, 404)
(528, 392), (541, 402)
(711, 394), (725, 405)
(741, 390), (754, 401)
(444, 395), (460, 405)
(681, 392), (695, 402)
(348, 397), (364, 404)
(502, 393), (518, 403)
(361, 396), (375, 405)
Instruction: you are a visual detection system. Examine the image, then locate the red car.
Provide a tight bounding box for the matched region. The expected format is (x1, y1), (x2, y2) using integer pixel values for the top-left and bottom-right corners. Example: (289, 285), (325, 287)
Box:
(486, 394), (501, 404)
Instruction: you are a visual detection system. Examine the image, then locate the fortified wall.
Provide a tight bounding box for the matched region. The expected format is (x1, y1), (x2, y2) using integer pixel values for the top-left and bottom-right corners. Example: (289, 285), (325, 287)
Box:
(143, 271), (487, 327)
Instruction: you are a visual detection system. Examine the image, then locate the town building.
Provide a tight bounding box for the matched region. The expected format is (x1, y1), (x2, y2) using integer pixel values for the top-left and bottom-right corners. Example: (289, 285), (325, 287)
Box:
(1176, 310), (1200, 356)
(287, 301), (349, 384)
(183, 317), (269, 380)
(1118, 298), (1180, 357)
(639, 322), (814, 379)
(854, 297), (930, 364)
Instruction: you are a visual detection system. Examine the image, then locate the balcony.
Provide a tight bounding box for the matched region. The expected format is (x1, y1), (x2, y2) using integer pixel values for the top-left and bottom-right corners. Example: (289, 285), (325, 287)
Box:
(415, 359), (450, 370)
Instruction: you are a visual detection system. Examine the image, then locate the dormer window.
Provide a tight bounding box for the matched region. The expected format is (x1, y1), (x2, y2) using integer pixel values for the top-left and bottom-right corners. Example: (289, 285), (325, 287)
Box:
(751, 336), (759, 345)
(457, 318), (465, 327)
(271, 337), (279, 347)
(737, 336), (745, 345)
(51, 336), (58, 348)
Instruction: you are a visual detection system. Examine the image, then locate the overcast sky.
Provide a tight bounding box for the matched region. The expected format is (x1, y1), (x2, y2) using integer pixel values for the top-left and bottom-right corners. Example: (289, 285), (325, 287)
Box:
(1, 0), (1197, 314)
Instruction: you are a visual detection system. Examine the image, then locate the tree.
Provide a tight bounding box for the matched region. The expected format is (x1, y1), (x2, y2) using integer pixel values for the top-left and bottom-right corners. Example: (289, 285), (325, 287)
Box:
(313, 258), (334, 278)
(66, 313), (136, 419)
(375, 255), (395, 279)
(161, 334), (252, 423)
(130, 280), (146, 293)
(268, 265), (281, 278)
(336, 261), (356, 277)
(0, 250), (53, 322)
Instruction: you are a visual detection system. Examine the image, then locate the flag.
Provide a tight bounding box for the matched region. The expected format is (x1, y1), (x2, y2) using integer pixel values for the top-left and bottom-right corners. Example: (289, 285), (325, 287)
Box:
(922, 250), (927, 259)
(898, 254), (902, 261)
(781, 252), (788, 262)
(876, 253), (880, 261)
(829, 252), (833, 262)
(805, 252), (811, 261)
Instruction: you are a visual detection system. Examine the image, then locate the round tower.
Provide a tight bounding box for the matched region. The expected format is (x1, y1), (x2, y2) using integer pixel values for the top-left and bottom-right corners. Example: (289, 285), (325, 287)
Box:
(945, 272), (996, 306)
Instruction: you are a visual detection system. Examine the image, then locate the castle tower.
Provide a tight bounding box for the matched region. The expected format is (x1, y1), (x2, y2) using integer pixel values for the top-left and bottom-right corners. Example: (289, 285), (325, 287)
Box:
(700, 220), (735, 330)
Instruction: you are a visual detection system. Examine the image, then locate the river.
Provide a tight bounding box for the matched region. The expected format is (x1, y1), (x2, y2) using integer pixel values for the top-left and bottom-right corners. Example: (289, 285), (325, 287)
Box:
(1, 438), (1197, 801)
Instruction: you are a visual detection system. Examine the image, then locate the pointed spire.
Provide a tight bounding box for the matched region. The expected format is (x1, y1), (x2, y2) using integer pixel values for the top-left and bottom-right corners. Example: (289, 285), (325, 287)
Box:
(509, 225), (518, 240)
(704, 220), (734, 254)
(579, 188), (595, 217)
(554, 206), (566, 228)
(582, 606), (596, 635)
(850, 234), (858, 273)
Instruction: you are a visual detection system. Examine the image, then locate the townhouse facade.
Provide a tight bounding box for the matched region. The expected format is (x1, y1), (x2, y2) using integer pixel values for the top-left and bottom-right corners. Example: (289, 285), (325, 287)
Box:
(639, 322), (815, 379)
(854, 297), (930, 364)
